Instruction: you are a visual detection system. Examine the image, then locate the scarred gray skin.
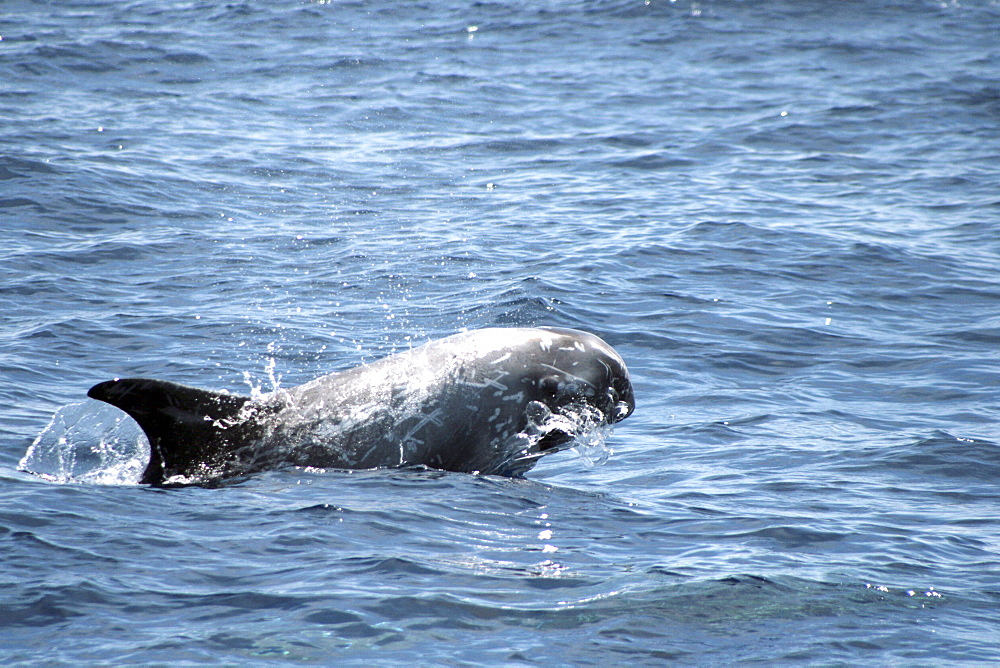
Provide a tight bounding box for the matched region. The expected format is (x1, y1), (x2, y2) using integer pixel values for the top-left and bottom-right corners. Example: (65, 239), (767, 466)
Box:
(88, 327), (635, 485)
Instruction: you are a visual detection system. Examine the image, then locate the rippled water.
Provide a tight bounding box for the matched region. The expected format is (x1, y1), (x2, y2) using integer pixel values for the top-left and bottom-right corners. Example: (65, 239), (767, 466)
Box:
(3, 0), (999, 664)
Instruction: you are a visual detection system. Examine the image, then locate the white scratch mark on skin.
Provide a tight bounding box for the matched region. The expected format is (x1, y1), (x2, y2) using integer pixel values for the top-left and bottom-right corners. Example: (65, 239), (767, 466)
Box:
(588, 337), (619, 360)
(413, 407), (444, 432)
(358, 442), (381, 464)
(463, 370), (509, 392)
(396, 406), (444, 463)
(490, 352), (512, 365)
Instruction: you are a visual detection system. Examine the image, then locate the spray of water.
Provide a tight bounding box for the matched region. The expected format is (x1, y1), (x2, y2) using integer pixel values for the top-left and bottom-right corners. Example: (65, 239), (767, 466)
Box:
(18, 401), (149, 485)
(504, 399), (618, 474)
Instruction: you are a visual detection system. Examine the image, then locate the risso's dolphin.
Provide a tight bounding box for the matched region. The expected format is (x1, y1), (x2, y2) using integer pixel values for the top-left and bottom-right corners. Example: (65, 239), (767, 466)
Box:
(88, 327), (635, 485)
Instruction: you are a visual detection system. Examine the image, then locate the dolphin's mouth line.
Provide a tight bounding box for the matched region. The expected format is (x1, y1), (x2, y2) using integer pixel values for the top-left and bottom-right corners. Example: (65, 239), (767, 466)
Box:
(537, 429), (573, 452)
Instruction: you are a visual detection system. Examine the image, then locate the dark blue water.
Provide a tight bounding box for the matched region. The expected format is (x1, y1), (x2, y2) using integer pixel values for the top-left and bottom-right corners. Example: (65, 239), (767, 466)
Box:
(3, 0), (999, 663)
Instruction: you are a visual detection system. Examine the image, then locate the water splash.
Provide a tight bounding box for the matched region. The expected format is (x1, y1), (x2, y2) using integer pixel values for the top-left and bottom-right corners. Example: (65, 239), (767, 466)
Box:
(18, 400), (149, 485)
(512, 399), (617, 471)
(243, 352), (282, 400)
(570, 421), (616, 467)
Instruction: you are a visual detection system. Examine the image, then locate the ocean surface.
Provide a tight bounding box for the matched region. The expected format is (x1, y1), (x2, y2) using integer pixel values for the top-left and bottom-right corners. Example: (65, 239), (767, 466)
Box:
(2, 0), (999, 664)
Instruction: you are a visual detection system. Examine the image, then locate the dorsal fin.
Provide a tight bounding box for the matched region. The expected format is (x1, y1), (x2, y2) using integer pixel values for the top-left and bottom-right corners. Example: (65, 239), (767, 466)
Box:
(88, 378), (258, 485)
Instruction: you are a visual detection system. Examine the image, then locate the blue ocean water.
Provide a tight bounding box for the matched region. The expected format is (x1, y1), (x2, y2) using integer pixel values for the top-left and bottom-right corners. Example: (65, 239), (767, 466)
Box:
(2, 0), (999, 663)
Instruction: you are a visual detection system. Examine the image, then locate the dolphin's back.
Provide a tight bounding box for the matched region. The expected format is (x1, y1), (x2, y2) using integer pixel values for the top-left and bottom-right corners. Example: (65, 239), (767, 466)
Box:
(88, 378), (259, 485)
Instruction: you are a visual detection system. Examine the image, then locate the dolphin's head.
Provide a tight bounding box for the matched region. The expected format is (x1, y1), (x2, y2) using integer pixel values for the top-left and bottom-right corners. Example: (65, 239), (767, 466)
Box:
(519, 327), (634, 458)
(535, 327), (634, 423)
